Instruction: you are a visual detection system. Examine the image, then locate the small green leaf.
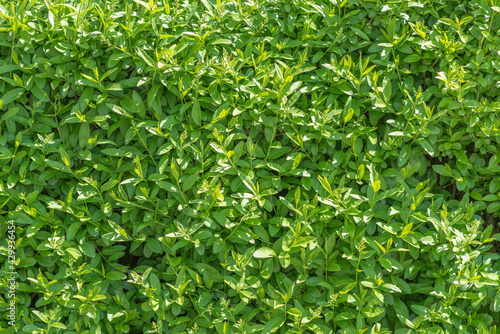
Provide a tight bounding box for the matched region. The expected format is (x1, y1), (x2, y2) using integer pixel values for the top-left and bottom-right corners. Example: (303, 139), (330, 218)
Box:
(60, 147), (70, 167)
(79, 122), (90, 149)
(486, 202), (500, 214)
(147, 84), (161, 108)
(192, 100), (202, 126)
(261, 317), (284, 334)
(30, 86), (50, 102)
(292, 153), (302, 169)
(253, 247), (276, 258)
(432, 165), (448, 176)
(398, 145), (411, 167)
(1, 108), (18, 122)
(106, 271), (126, 281)
(0, 88), (25, 105)
(182, 174), (198, 192)
(344, 108), (354, 124)
(171, 162), (179, 181)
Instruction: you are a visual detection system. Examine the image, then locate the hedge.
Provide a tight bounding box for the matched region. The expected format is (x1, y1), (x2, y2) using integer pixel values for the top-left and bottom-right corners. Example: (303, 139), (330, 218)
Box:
(1, 0), (500, 333)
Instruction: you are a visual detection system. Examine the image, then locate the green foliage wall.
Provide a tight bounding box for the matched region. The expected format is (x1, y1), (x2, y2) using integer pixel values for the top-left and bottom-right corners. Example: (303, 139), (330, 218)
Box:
(1, 0), (500, 333)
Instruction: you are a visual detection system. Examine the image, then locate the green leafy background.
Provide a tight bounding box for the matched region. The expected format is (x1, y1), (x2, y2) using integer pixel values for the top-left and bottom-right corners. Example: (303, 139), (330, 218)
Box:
(1, 0), (500, 333)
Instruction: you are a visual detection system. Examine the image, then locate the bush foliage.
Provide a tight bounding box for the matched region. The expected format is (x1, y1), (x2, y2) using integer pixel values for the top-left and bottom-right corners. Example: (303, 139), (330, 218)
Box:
(1, 0), (500, 333)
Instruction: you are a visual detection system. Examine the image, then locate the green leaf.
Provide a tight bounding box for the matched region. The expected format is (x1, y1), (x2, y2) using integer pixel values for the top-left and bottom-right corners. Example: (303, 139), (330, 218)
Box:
(171, 162), (179, 181)
(455, 150), (468, 165)
(261, 317), (284, 334)
(486, 202), (500, 214)
(418, 138), (435, 156)
(0, 64), (20, 74)
(147, 239), (163, 253)
(196, 263), (223, 283)
(147, 84), (161, 108)
(379, 258), (392, 271)
(292, 153), (302, 169)
(79, 123), (90, 149)
(182, 174), (198, 192)
(106, 271), (126, 280)
(344, 108), (354, 124)
(45, 159), (71, 173)
(60, 146), (70, 167)
(66, 247), (82, 259)
(253, 247), (276, 258)
(30, 86), (50, 102)
(398, 145), (411, 167)
(1, 108), (18, 122)
(67, 222), (81, 241)
(432, 165), (448, 176)
(493, 290), (500, 312)
(0, 88), (25, 105)
(192, 100), (202, 126)
(489, 178), (500, 194)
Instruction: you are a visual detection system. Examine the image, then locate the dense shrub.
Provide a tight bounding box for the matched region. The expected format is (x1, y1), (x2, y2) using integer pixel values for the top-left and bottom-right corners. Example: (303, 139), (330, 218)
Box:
(1, 0), (500, 333)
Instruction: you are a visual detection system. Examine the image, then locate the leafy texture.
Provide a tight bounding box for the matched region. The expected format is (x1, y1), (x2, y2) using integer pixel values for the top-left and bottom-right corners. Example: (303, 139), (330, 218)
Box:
(0, 0), (500, 334)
